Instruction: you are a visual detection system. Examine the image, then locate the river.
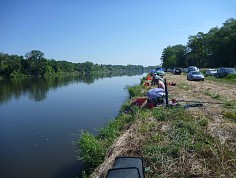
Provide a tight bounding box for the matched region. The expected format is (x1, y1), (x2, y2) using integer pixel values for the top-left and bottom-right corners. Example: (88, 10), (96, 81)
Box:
(0, 72), (146, 178)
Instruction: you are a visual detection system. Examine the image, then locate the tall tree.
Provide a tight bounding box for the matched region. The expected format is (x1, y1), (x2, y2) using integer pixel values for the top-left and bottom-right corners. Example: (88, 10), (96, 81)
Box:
(25, 50), (47, 76)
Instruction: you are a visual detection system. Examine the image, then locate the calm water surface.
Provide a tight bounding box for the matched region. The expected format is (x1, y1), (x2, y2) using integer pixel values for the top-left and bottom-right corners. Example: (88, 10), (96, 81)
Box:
(0, 73), (146, 178)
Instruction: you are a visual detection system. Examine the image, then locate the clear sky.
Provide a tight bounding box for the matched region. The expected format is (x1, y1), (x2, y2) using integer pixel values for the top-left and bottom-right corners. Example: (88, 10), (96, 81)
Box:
(0, 0), (236, 66)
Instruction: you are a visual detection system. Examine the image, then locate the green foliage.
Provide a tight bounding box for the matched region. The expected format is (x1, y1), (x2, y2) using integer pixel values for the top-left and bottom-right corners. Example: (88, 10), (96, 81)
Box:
(77, 132), (106, 166)
(161, 18), (236, 68)
(161, 45), (186, 68)
(127, 85), (143, 98)
(0, 51), (145, 78)
(140, 76), (146, 85)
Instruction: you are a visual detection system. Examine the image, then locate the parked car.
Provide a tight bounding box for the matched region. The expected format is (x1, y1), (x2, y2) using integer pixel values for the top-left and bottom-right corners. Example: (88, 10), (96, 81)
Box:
(205, 69), (217, 76)
(187, 71), (204, 81)
(167, 68), (172, 72)
(183, 68), (189, 73)
(172, 68), (182, 75)
(215, 67), (236, 78)
(155, 68), (165, 77)
(188, 66), (199, 73)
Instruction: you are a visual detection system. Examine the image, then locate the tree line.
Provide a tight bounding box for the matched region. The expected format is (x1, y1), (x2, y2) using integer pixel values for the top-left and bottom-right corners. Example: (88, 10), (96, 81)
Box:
(0, 70), (145, 104)
(161, 18), (236, 69)
(0, 50), (145, 78)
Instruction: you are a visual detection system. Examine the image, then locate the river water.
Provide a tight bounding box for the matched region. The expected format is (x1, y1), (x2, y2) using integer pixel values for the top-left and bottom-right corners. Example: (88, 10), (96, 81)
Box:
(0, 72), (146, 178)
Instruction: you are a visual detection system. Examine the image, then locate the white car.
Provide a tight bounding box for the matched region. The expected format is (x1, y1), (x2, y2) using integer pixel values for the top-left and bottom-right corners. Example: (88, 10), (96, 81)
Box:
(205, 69), (217, 76)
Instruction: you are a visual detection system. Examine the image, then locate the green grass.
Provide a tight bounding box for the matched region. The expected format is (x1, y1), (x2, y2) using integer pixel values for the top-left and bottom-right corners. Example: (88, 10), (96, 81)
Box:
(153, 107), (192, 122)
(223, 100), (236, 109)
(98, 113), (135, 142)
(205, 74), (236, 85)
(143, 107), (236, 177)
(76, 101), (141, 175)
(126, 84), (144, 98)
(222, 100), (236, 122)
(76, 84), (236, 177)
(222, 110), (236, 122)
(203, 89), (222, 100)
(77, 132), (106, 166)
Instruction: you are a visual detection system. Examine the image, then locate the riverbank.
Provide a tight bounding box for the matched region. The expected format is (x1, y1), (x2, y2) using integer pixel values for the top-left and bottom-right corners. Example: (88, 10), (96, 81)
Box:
(77, 73), (236, 177)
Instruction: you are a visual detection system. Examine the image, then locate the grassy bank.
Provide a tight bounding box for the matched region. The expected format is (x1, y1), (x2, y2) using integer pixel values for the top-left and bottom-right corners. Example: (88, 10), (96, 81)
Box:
(205, 74), (236, 85)
(76, 82), (146, 176)
(76, 76), (236, 177)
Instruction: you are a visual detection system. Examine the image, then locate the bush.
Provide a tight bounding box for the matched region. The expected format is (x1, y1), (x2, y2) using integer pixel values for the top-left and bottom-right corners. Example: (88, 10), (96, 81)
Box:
(127, 85), (143, 98)
(77, 132), (106, 167)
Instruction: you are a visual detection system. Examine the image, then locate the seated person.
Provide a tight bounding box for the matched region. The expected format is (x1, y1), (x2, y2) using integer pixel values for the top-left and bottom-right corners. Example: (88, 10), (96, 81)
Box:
(152, 75), (165, 90)
(147, 87), (166, 106)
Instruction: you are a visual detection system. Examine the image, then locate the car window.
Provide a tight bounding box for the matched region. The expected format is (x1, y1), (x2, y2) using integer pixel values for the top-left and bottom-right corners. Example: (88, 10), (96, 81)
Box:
(225, 68), (235, 73)
(192, 72), (200, 75)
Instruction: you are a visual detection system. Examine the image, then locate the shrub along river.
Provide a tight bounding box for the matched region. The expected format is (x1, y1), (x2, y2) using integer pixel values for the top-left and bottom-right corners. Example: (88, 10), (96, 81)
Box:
(0, 72), (146, 178)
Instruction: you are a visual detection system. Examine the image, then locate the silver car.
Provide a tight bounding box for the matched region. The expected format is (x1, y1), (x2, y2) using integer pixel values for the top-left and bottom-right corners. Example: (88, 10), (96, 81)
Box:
(187, 71), (204, 81)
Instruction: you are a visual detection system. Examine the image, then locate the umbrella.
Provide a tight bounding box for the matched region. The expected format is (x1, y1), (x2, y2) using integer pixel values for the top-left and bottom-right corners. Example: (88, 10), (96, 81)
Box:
(150, 69), (156, 74)
(147, 88), (165, 99)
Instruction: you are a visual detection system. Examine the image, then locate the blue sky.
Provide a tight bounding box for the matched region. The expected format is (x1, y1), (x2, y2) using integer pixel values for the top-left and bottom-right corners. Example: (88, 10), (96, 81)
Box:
(0, 0), (236, 66)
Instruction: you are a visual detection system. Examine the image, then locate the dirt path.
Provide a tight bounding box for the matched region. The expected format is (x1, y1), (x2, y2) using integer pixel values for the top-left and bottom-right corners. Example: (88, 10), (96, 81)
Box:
(90, 73), (236, 178)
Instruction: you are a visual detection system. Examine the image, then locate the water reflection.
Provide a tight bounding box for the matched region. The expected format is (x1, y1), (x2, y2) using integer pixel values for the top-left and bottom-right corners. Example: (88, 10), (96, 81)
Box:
(0, 71), (146, 178)
(0, 71), (144, 105)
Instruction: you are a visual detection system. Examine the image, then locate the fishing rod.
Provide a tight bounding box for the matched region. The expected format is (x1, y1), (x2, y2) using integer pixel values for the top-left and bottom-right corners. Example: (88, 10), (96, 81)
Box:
(164, 78), (169, 105)
(176, 99), (224, 104)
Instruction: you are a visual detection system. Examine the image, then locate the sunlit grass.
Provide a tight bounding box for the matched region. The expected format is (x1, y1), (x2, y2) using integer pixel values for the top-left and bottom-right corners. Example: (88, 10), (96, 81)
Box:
(76, 132), (106, 166)
(126, 84), (144, 98)
(143, 107), (236, 177)
(76, 101), (140, 175)
(205, 74), (236, 85)
(76, 84), (236, 177)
